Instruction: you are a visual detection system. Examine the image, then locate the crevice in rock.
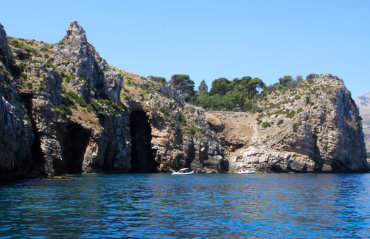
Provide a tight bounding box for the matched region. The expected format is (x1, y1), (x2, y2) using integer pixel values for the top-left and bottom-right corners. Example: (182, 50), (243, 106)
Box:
(130, 110), (157, 173)
(57, 123), (90, 174)
(20, 93), (44, 164)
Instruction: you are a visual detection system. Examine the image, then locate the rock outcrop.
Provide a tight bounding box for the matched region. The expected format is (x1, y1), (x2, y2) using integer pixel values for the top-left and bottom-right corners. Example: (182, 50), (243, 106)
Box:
(355, 91), (370, 154)
(0, 24), (34, 182)
(0, 21), (367, 181)
(207, 75), (368, 173)
(0, 21), (226, 182)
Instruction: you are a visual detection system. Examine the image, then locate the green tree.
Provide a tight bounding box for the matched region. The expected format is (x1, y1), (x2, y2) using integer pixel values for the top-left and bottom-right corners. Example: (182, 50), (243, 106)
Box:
(198, 80), (208, 93)
(209, 78), (231, 95)
(169, 74), (195, 100)
(295, 75), (303, 82)
(306, 73), (318, 81)
(278, 75), (293, 86)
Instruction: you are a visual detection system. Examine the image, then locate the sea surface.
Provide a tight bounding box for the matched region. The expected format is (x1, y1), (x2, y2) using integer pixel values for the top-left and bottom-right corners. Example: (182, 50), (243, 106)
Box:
(0, 173), (369, 238)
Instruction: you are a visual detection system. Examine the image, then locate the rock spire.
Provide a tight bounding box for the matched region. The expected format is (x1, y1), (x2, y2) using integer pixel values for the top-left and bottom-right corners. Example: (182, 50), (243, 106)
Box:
(65, 21), (87, 42)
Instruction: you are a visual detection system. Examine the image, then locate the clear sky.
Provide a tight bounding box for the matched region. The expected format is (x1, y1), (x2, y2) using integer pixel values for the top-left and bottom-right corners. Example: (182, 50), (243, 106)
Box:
(1, 0), (369, 97)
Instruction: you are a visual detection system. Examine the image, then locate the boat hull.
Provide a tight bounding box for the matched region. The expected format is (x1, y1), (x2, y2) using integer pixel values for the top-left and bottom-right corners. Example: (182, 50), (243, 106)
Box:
(172, 172), (194, 175)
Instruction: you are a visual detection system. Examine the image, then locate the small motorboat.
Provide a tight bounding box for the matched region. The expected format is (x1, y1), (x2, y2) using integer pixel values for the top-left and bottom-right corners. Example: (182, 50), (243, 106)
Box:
(172, 168), (194, 175)
(237, 169), (256, 174)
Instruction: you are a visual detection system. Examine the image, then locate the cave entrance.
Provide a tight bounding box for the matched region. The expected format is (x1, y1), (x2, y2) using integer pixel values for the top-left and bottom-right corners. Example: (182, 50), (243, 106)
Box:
(130, 110), (157, 173)
(58, 123), (90, 174)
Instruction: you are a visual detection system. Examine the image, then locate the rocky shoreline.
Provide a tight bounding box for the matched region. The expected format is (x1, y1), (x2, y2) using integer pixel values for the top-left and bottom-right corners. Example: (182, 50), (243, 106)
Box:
(0, 21), (368, 182)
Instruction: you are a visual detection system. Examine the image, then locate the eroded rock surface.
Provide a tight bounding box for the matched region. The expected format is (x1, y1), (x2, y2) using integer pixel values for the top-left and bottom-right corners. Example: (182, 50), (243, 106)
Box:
(0, 24), (34, 182)
(1, 21), (367, 181)
(0, 21), (227, 181)
(208, 75), (368, 173)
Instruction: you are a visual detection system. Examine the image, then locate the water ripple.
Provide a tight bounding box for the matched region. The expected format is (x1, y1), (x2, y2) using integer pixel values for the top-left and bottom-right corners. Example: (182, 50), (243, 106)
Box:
(0, 173), (369, 238)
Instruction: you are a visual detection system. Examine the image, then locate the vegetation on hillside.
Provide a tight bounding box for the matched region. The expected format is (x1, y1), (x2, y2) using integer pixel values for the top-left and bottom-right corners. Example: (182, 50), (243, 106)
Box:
(158, 73), (319, 112)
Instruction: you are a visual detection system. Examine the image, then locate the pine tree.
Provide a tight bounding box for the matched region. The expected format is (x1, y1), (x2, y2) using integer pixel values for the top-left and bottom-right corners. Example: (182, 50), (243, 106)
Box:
(198, 80), (208, 93)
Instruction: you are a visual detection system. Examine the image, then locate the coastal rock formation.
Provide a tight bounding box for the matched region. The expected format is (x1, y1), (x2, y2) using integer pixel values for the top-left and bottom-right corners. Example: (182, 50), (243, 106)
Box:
(207, 75), (368, 173)
(0, 21), (367, 181)
(355, 91), (370, 154)
(0, 21), (226, 181)
(0, 24), (34, 182)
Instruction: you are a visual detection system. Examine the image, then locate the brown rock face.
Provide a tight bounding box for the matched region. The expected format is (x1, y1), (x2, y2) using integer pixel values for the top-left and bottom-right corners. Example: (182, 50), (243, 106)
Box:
(208, 75), (368, 173)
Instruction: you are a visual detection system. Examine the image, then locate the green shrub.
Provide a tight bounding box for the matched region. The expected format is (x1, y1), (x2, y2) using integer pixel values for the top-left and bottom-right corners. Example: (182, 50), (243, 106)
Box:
(287, 110), (296, 119)
(277, 119), (284, 125)
(148, 76), (166, 84)
(112, 102), (123, 110)
(65, 91), (79, 100)
(126, 79), (133, 86)
(9, 40), (23, 48)
(87, 104), (93, 112)
(297, 108), (303, 114)
(57, 104), (72, 115)
(124, 94), (131, 101)
(262, 122), (271, 128)
(64, 76), (73, 83)
(160, 107), (169, 116)
(76, 97), (86, 107)
(92, 102), (101, 111)
(65, 91), (86, 107)
(10, 63), (25, 78)
(20, 72), (27, 79)
(293, 121), (302, 132)
(40, 47), (48, 52)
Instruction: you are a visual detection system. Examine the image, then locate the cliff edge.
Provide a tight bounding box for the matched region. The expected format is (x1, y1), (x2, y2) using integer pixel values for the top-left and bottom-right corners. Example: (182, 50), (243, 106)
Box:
(207, 75), (368, 173)
(0, 21), (226, 182)
(0, 22), (367, 181)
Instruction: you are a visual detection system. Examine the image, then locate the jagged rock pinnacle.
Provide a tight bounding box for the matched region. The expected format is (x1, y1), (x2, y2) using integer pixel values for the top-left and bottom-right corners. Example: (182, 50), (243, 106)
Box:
(0, 23), (13, 63)
(66, 21), (87, 42)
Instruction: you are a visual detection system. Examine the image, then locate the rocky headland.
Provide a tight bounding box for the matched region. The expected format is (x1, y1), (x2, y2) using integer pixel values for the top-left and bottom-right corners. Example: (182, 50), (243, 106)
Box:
(0, 21), (368, 182)
(207, 75), (368, 173)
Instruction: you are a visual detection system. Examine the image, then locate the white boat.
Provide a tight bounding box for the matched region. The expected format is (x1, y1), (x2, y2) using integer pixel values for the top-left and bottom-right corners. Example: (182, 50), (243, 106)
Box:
(237, 169), (256, 174)
(172, 168), (194, 175)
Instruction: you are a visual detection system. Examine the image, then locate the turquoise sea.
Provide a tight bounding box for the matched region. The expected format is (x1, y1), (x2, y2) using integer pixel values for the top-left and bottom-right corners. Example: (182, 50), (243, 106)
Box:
(0, 173), (369, 238)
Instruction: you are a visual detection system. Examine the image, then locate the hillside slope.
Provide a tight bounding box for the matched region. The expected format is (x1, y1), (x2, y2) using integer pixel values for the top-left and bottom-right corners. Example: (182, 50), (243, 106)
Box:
(207, 75), (368, 173)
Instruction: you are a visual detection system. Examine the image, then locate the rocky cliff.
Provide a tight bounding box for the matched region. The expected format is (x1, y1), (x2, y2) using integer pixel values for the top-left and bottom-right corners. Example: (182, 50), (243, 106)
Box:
(0, 21), (226, 182)
(0, 22), (367, 181)
(355, 91), (370, 154)
(0, 23), (34, 182)
(207, 75), (368, 173)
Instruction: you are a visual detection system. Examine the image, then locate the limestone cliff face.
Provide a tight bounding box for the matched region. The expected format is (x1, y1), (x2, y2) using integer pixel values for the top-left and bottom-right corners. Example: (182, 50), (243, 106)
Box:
(0, 21), (226, 181)
(1, 21), (366, 180)
(207, 75), (368, 173)
(146, 89), (227, 173)
(355, 91), (370, 154)
(0, 24), (34, 182)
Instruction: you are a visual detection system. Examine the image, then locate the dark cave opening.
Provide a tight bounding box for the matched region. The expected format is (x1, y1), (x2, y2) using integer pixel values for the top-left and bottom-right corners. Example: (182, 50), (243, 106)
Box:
(58, 123), (90, 174)
(20, 93), (44, 163)
(130, 110), (157, 173)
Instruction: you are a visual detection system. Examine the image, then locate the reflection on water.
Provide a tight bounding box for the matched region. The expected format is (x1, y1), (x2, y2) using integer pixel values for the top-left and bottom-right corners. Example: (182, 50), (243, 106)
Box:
(0, 173), (369, 238)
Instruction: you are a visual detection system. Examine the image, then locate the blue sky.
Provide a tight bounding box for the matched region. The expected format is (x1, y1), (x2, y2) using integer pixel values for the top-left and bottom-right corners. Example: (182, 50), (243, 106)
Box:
(1, 0), (369, 97)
